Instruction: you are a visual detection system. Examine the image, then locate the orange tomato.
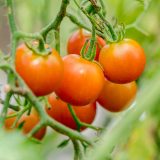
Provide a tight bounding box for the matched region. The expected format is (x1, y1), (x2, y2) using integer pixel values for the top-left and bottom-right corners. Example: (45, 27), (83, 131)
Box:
(97, 79), (137, 112)
(15, 43), (63, 96)
(67, 29), (106, 60)
(46, 93), (97, 130)
(99, 39), (146, 83)
(55, 54), (105, 106)
(5, 110), (46, 140)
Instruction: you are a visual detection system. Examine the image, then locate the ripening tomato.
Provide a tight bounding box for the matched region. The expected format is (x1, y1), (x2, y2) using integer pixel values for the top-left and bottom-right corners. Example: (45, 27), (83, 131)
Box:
(46, 93), (97, 130)
(15, 43), (63, 96)
(97, 79), (137, 112)
(55, 54), (105, 106)
(67, 29), (106, 60)
(5, 110), (46, 140)
(99, 39), (146, 83)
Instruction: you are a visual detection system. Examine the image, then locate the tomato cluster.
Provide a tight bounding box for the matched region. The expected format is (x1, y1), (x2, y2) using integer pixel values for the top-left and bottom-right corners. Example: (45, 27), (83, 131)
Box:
(8, 29), (145, 137)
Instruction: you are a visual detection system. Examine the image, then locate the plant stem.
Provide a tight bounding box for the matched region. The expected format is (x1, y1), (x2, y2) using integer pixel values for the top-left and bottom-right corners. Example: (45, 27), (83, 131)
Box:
(68, 104), (101, 132)
(6, 0), (17, 34)
(0, 91), (12, 127)
(40, 0), (70, 40)
(55, 28), (60, 53)
(0, 98), (20, 111)
(12, 106), (30, 128)
(72, 140), (80, 160)
(66, 13), (104, 38)
(72, 140), (84, 160)
(47, 117), (93, 145)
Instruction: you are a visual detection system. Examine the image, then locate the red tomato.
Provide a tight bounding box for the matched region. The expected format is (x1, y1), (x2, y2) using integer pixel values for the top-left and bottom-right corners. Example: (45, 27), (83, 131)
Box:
(5, 110), (46, 140)
(55, 54), (105, 106)
(46, 93), (97, 130)
(97, 79), (137, 112)
(15, 43), (63, 96)
(67, 29), (106, 60)
(99, 39), (146, 83)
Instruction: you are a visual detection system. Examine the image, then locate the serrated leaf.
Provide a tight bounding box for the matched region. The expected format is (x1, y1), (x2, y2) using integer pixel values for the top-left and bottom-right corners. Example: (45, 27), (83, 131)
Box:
(57, 139), (70, 148)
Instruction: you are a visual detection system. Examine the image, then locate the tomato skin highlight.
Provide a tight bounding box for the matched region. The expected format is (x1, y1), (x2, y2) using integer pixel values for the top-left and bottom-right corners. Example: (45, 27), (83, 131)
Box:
(99, 39), (146, 83)
(67, 29), (106, 60)
(5, 111), (46, 140)
(46, 93), (97, 130)
(97, 79), (137, 112)
(55, 54), (105, 106)
(15, 44), (63, 96)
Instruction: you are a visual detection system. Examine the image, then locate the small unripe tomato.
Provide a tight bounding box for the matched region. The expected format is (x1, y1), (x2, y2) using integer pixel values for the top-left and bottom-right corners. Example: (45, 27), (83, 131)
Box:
(15, 43), (63, 96)
(99, 39), (146, 83)
(5, 110), (46, 140)
(55, 54), (105, 106)
(97, 79), (137, 112)
(67, 29), (106, 60)
(46, 93), (97, 130)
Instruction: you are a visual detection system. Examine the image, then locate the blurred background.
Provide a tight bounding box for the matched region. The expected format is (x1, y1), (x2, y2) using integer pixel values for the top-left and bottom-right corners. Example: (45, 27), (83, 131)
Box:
(0, 0), (160, 159)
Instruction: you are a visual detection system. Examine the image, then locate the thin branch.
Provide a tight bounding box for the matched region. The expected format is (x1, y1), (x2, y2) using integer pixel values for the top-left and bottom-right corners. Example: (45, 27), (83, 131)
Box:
(0, 91), (12, 127)
(40, 0), (70, 39)
(6, 0), (17, 33)
(0, 98), (20, 111)
(68, 104), (102, 132)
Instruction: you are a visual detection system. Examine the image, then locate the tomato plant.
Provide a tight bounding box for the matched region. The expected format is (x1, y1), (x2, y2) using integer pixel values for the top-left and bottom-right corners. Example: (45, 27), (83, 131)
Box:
(1, 0), (158, 159)
(55, 54), (105, 106)
(97, 79), (137, 112)
(46, 93), (97, 130)
(99, 39), (146, 83)
(5, 110), (46, 140)
(15, 43), (63, 96)
(67, 29), (106, 60)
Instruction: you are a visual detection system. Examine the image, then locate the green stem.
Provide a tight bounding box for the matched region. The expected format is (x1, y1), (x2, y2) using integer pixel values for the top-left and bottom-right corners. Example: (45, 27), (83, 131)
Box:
(40, 0), (70, 40)
(12, 106), (30, 128)
(72, 140), (84, 160)
(66, 13), (104, 38)
(28, 121), (45, 138)
(85, 23), (96, 60)
(99, 0), (106, 17)
(72, 140), (80, 160)
(6, 0), (17, 34)
(88, 0), (117, 41)
(47, 117), (92, 145)
(0, 98), (20, 111)
(55, 28), (60, 53)
(0, 91), (13, 127)
(68, 104), (101, 132)
(97, 13), (117, 41)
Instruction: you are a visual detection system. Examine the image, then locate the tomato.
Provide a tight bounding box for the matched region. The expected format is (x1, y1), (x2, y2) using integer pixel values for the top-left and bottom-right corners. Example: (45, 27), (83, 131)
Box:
(55, 54), (105, 106)
(67, 29), (106, 60)
(15, 43), (63, 96)
(99, 39), (146, 83)
(46, 93), (97, 130)
(5, 110), (46, 140)
(97, 79), (137, 112)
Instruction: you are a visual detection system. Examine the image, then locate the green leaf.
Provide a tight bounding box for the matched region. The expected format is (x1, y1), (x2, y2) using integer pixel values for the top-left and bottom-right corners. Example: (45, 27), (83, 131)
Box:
(0, 130), (45, 160)
(57, 139), (70, 148)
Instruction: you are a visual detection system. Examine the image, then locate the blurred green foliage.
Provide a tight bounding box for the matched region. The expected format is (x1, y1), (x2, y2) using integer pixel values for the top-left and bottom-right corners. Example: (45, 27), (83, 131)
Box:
(0, 130), (44, 160)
